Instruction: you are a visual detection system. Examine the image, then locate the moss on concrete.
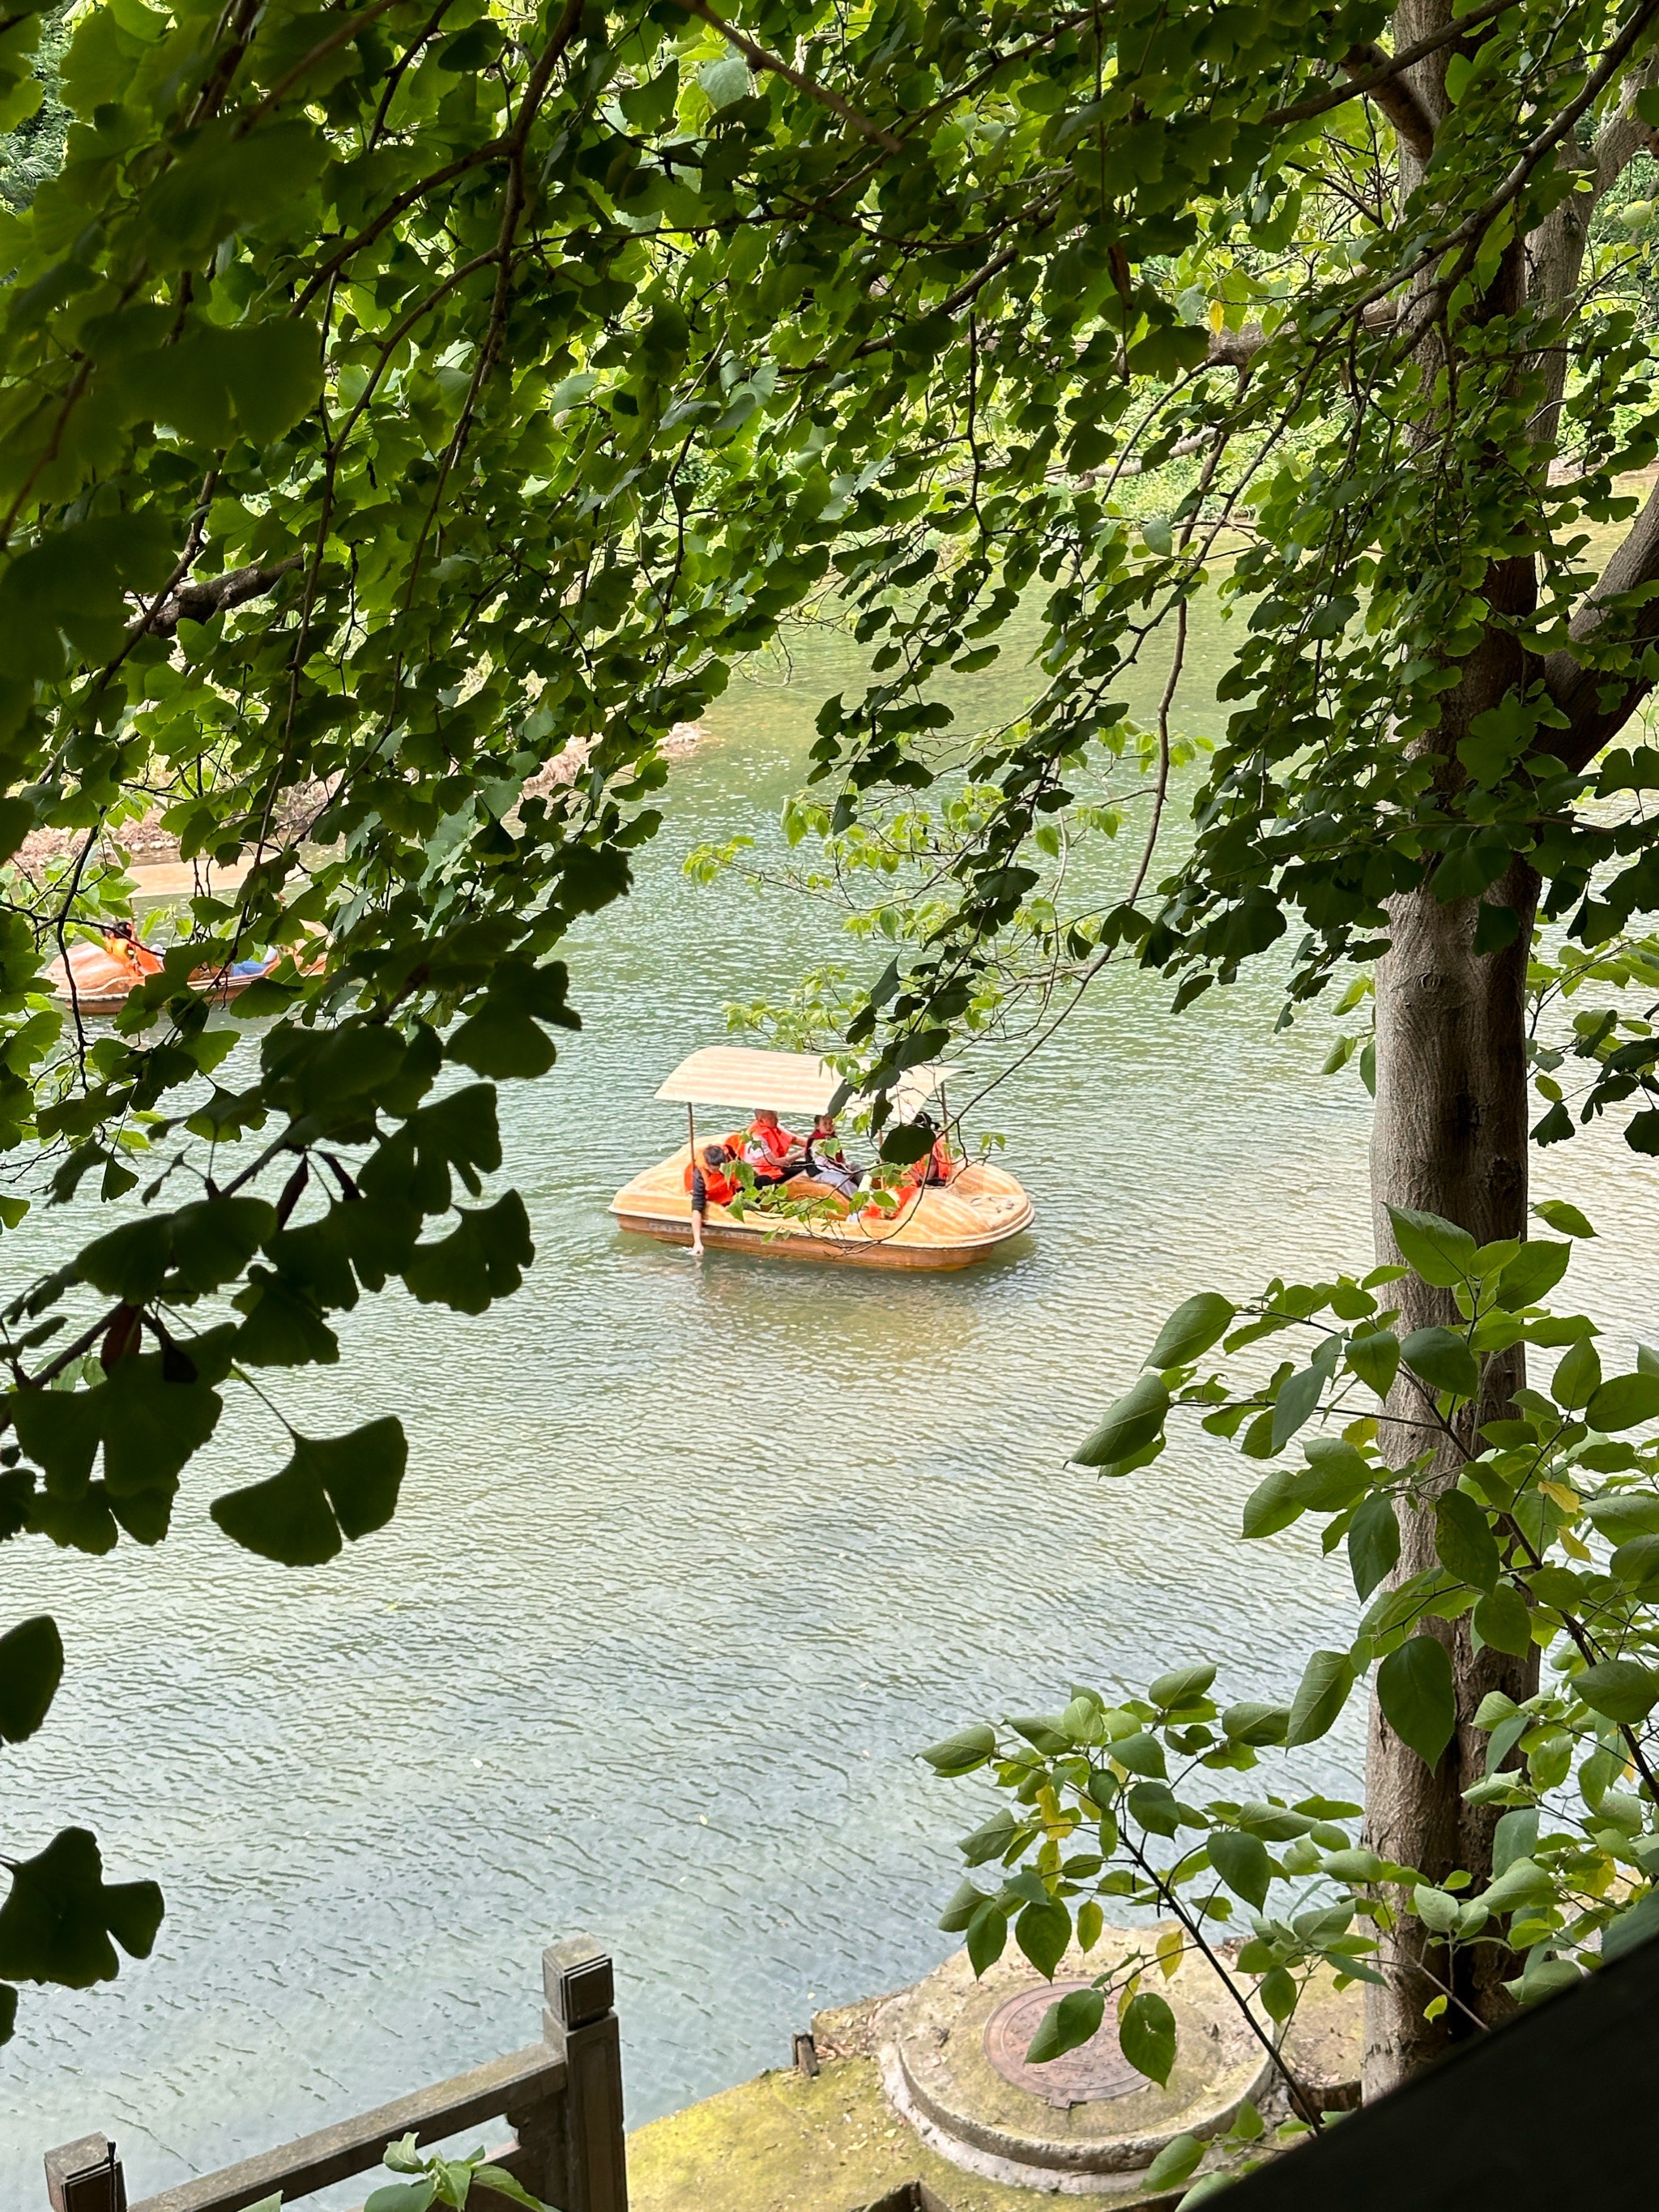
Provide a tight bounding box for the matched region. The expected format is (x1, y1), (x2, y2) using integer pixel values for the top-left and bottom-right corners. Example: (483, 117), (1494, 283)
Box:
(626, 2055), (1160, 2212)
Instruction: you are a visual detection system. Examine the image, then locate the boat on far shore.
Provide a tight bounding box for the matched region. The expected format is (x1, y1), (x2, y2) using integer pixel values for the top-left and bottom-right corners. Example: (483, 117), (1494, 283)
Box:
(45, 930), (278, 1018)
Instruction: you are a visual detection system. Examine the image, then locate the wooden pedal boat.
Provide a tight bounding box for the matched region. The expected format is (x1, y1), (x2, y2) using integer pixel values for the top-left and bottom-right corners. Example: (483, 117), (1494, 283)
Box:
(609, 1045), (1034, 1270)
(45, 939), (282, 1017)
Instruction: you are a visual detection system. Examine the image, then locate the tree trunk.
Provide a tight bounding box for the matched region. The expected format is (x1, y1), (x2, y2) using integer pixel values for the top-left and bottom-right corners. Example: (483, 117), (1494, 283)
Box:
(1363, 857), (1542, 2094)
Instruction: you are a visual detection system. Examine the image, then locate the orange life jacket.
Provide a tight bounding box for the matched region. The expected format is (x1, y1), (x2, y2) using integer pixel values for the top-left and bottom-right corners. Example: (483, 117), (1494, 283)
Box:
(684, 1157), (738, 1206)
(903, 1137), (955, 1189)
(102, 929), (163, 977)
(741, 1118), (796, 1168)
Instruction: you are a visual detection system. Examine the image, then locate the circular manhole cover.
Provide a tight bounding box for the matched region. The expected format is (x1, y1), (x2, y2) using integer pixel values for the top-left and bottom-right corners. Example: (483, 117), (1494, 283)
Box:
(983, 1982), (1145, 2109)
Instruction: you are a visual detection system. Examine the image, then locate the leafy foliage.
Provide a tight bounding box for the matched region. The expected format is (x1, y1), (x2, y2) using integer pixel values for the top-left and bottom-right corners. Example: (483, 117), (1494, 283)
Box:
(928, 1208), (1659, 2188)
(246, 2129), (555, 2212)
(9, 0), (1478, 2039)
(5, 0), (1659, 2068)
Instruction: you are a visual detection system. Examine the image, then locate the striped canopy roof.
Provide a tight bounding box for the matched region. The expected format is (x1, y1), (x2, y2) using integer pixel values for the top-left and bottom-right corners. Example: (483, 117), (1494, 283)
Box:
(654, 1046), (953, 1121)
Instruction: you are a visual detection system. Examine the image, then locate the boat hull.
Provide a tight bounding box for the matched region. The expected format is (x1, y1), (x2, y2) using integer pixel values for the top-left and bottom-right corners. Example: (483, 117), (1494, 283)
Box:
(609, 1151), (1034, 1270)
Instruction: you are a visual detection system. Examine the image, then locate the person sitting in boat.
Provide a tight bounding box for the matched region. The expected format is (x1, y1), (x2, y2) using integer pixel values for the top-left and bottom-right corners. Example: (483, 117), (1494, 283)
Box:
(907, 1120), (957, 1189)
(862, 1119), (957, 1223)
(102, 920), (164, 978)
(684, 1142), (738, 1258)
(802, 1112), (862, 1202)
(736, 1108), (808, 1189)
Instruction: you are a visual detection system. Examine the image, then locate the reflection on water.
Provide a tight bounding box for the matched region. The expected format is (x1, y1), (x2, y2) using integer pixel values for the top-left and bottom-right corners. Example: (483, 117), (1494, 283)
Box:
(2, 596), (1657, 2205)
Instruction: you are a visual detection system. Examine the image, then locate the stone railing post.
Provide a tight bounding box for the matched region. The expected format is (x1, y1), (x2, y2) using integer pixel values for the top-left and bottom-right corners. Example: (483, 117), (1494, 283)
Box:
(541, 1936), (628, 2212)
(45, 2135), (126, 2212)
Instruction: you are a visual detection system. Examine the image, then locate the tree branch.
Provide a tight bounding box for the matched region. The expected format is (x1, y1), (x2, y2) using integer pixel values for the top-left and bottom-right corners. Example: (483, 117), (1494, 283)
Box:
(142, 557), (304, 638)
(1344, 41), (1438, 156)
(670, 0), (903, 153)
(1542, 480), (1659, 771)
(1260, 0), (1513, 132)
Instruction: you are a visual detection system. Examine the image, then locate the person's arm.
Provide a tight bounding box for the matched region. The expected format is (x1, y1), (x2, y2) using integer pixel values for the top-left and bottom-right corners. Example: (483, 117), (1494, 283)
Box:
(689, 1166), (707, 1255)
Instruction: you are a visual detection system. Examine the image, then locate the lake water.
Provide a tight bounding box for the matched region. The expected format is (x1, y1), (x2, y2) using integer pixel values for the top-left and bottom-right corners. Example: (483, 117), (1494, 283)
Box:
(3, 591), (1657, 2206)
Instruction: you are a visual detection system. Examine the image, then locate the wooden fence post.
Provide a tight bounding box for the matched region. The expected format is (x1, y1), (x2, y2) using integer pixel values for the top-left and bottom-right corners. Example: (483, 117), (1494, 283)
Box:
(542, 1936), (628, 2212)
(45, 2135), (126, 2212)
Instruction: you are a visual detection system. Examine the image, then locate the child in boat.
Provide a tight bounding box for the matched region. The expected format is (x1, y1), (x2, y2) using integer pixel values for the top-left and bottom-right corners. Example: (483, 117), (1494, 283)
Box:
(736, 1108), (808, 1188)
(684, 1142), (738, 1257)
(802, 1112), (862, 1202)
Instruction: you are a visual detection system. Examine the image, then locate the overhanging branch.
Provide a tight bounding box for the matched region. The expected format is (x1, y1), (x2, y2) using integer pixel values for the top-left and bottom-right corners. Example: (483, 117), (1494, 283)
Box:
(1542, 480), (1659, 771)
(1260, 0), (1513, 133)
(142, 557), (304, 639)
(1342, 41), (1437, 157)
(671, 0), (903, 153)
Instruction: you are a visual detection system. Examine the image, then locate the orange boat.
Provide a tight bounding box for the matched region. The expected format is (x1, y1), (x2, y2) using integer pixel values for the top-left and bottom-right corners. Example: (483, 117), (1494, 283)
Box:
(609, 1046), (1034, 1270)
(46, 927), (277, 1017)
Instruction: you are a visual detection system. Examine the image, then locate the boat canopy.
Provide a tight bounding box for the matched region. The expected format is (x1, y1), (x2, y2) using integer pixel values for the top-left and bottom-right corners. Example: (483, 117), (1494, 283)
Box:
(655, 1046), (955, 1121)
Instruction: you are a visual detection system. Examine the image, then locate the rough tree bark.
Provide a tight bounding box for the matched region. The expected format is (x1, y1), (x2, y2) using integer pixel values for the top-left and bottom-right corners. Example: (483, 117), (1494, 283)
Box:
(1364, 860), (1542, 2092)
(1353, 0), (1580, 2092)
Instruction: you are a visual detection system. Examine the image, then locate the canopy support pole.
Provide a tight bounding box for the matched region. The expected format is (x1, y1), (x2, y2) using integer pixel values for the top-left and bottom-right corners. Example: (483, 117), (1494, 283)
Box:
(686, 1101), (696, 1160)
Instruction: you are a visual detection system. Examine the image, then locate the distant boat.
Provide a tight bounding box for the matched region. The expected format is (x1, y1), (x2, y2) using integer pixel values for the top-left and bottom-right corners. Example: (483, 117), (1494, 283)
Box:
(45, 933), (277, 1017)
(609, 1045), (1034, 1270)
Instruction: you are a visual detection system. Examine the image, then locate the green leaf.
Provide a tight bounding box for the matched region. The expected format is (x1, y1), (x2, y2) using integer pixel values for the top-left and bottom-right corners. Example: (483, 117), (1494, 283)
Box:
(966, 1900), (1008, 1975)
(1413, 1884), (1460, 1933)
(168, 1198), (278, 1295)
(1145, 1294), (1235, 1369)
(700, 53), (750, 106)
(1074, 1373), (1169, 1467)
(211, 1458), (339, 1567)
(1346, 1328), (1400, 1400)
(1535, 1200), (1594, 1239)
(1575, 1659), (1659, 1724)
(1111, 1731), (1167, 1779)
(1222, 1702), (1290, 1746)
(1286, 1649), (1355, 1745)
(1348, 1492), (1400, 1599)
(225, 320), (324, 442)
(1118, 1990), (1177, 2085)
(1258, 1965), (1297, 2022)
(1145, 2134), (1205, 2191)
(364, 2185), (437, 2212)
(920, 1724), (996, 1776)
(939, 1879), (990, 1932)
(77, 1215), (173, 1303)
(959, 1810), (1017, 1866)
(98, 1357), (224, 1498)
(0, 1827), (163, 1987)
(1388, 1206), (1476, 1287)
(1207, 1828), (1272, 1908)
(0, 1616), (63, 1743)
(1242, 1467), (1303, 1539)
(1495, 1241), (1572, 1311)
(403, 1194), (534, 1314)
(1149, 1663), (1217, 1710)
(1401, 1326), (1479, 1399)
(1026, 1984), (1104, 2062)
(1480, 1855), (1554, 1915)
(1493, 1808), (1538, 1878)
(469, 2167), (552, 2212)
(1378, 1635), (1456, 1769)
(1270, 1363), (1326, 1450)
(1434, 1490), (1499, 1591)
(1473, 1582), (1533, 1657)
(210, 1420), (406, 1566)
(1584, 1374), (1659, 1432)
(1552, 1338), (1601, 1411)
